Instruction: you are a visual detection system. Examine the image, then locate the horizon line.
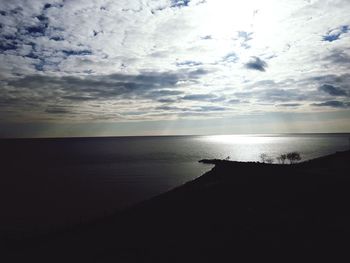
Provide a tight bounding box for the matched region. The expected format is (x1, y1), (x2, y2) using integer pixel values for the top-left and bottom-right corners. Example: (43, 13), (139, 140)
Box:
(1, 132), (350, 140)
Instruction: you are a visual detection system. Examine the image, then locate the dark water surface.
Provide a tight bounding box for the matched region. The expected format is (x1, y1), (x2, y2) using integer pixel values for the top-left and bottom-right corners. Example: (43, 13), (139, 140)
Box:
(1, 134), (349, 238)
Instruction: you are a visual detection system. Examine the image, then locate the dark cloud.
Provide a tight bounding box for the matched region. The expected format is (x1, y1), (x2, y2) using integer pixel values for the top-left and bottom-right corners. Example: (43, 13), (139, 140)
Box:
(318, 84), (347, 96)
(44, 4), (52, 10)
(198, 106), (226, 112)
(234, 74), (350, 109)
(0, 97), (22, 106)
(147, 90), (183, 101)
(201, 35), (212, 40)
(227, 99), (241, 104)
(61, 95), (96, 101)
(152, 90), (183, 96)
(261, 89), (307, 102)
(176, 60), (203, 67)
(235, 89), (307, 103)
(309, 73), (350, 85)
(311, 100), (350, 108)
(25, 14), (49, 37)
(0, 40), (17, 52)
(50, 36), (64, 41)
(155, 105), (183, 111)
(323, 49), (350, 65)
(277, 103), (302, 107)
(245, 57), (268, 72)
(157, 98), (177, 103)
(187, 68), (209, 76)
(306, 74), (350, 100)
(155, 105), (227, 113)
(1, 69), (209, 118)
(45, 106), (71, 114)
(62, 50), (93, 56)
(182, 94), (218, 101)
(323, 25), (349, 42)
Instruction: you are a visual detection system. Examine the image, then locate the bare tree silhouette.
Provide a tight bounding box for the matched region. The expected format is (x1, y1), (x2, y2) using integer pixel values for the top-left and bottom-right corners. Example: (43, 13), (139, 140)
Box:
(286, 152), (301, 164)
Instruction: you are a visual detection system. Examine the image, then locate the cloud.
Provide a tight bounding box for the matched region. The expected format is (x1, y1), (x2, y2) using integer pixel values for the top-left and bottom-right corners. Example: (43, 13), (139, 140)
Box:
(1, 0), (350, 133)
(323, 49), (350, 66)
(318, 84), (347, 96)
(244, 57), (268, 72)
(235, 88), (308, 103)
(311, 101), (350, 108)
(157, 98), (177, 103)
(155, 105), (184, 111)
(0, 69), (211, 121)
(309, 73), (350, 86)
(223, 53), (238, 63)
(5, 69), (208, 102)
(45, 106), (71, 114)
(227, 99), (241, 104)
(182, 93), (220, 101)
(277, 103), (301, 107)
(198, 105), (226, 112)
(237, 31), (253, 49)
(176, 60), (203, 67)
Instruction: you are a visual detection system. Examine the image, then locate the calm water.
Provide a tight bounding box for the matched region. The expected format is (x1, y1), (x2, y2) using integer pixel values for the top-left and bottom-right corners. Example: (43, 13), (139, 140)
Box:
(1, 133), (350, 236)
(63, 133), (350, 187)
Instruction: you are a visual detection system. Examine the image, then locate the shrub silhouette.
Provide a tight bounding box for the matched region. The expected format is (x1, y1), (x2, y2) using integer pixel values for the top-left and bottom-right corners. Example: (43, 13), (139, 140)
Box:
(286, 152), (301, 164)
(266, 157), (274, 164)
(276, 154), (287, 164)
(260, 153), (274, 163)
(260, 153), (267, 163)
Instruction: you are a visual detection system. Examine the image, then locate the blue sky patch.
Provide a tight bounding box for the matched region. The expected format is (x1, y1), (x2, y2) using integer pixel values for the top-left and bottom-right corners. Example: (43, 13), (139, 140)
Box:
(171, 0), (190, 7)
(0, 42), (17, 52)
(323, 25), (349, 42)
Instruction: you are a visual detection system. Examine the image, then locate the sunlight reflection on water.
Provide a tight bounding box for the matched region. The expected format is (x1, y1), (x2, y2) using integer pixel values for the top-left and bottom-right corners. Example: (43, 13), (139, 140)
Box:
(203, 134), (277, 145)
(195, 134), (349, 162)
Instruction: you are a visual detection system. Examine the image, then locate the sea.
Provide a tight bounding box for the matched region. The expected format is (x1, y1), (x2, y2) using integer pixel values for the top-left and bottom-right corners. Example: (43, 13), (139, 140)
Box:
(1, 133), (349, 237)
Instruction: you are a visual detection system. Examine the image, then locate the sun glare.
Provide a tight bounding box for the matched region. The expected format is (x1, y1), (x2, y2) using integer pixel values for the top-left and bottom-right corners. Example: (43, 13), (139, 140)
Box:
(196, 0), (277, 59)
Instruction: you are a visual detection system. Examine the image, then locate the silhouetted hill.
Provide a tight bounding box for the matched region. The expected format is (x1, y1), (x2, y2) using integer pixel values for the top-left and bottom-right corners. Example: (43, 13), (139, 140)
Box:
(4, 150), (350, 262)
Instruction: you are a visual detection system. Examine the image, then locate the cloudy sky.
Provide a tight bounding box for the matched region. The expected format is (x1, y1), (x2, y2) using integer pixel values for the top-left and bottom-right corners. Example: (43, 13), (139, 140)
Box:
(1, 0), (350, 137)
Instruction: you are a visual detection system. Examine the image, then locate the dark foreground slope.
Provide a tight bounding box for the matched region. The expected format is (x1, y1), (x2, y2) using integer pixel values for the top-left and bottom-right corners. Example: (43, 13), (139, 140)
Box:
(5, 150), (350, 261)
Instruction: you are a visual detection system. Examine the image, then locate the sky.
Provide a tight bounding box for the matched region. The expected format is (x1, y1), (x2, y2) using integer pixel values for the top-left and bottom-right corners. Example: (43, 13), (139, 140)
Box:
(1, 0), (350, 137)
